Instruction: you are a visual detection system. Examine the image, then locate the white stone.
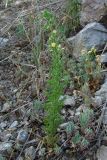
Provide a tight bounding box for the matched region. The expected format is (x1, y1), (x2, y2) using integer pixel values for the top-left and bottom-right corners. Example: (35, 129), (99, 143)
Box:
(0, 38), (9, 48)
(9, 121), (18, 129)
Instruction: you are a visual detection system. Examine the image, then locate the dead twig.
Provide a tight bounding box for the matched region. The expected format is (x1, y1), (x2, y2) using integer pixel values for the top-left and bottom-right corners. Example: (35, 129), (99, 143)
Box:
(0, 102), (32, 121)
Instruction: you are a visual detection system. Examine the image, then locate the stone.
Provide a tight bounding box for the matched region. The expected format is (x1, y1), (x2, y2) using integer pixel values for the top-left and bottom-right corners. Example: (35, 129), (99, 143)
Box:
(17, 130), (28, 143)
(95, 79), (107, 101)
(67, 22), (107, 58)
(0, 37), (9, 48)
(61, 109), (66, 115)
(25, 146), (36, 160)
(92, 96), (103, 106)
(64, 95), (76, 107)
(0, 121), (7, 129)
(3, 134), (12, 141)
(68, 109), (74, 116)
(16, 157), (23, 160)
(97, 145), (107, 160)
(59, 122), (71, 129)
(38, 148), (46, 156)
(9, 121), (18, 129)
(101, 53), (107, 65)
(103, 115), (107, 124)
(2, 102), (11, 112)
(76, 104), (86, 112)
(0, 142), (12, 154)
(75, 112), (81, 116)
(14, 143), (22, 150)
(80, 0), (107, 26)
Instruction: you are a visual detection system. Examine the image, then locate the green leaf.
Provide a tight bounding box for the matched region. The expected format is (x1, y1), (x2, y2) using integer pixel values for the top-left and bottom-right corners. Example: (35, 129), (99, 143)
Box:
(33, 100), (43, 111)
(66, 121), (75, 134)
(72, 131), (81, 144)
(79, 109), (93, 128)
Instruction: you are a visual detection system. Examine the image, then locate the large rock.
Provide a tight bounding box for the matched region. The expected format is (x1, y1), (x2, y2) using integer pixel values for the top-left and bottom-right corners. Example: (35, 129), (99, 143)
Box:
(95, 77), (107, 125)
(80, 0), (107, 26)
(95, 78), (107, 101)
(67, 22), (107, 58)
(97, 145), (107, 160)
(101, 52), (107, 65)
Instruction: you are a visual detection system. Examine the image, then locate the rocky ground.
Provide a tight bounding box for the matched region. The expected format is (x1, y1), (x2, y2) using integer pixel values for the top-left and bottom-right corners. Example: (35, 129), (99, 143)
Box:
(0, 0), (107, 160)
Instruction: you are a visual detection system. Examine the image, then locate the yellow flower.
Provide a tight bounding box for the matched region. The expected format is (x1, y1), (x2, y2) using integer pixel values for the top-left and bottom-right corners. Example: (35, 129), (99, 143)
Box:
(53, 30), (57, 34)
(51, 42), (56, 48)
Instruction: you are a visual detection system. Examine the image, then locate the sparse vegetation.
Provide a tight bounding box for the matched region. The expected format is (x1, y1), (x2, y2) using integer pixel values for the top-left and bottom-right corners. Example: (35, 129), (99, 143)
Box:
(0, 0), (105, 159)
(67, 48), (101, 93)
(44, 29), (65, 146)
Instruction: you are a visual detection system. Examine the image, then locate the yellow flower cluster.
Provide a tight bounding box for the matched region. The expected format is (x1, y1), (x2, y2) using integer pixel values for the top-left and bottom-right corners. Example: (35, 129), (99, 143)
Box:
(51, 43), (56, 48)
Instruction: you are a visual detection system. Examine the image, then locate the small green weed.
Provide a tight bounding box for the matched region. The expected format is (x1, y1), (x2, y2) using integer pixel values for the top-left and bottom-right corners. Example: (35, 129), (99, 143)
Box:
(72, 131), (81, 145)
(79, 108), (93, 129)
(16, 19), (26, 38)
(65, 121), (75, 134)
(40, 10), (68, 146)
(67, 48), (101, 92)
(44, 30), (65, 146)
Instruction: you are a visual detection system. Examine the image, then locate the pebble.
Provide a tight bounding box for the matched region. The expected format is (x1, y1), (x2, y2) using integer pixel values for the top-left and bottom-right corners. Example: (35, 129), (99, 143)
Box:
(25, 146), (36, 160)
(59, 122), (71, 129)
(101, 53), (107, 65)
(0, 142), (12, 154)
(68, 109), (74, 116)
(0, 84), (4, 90)
(75, 105), (85, 116)
(93, 96), (103, 106)
(0, 121), (7, 129)
(76, 104), (86, 112)
(15, 143), (22, 150)
(38, 148), (46, 156)
(17, 130), (28, 143)
(103, 115), (107, 124)
(9, 121), (18, 129)
(2, 102), (11, 112)
(61, 109), (66, 115)
(75, 112), (81, 116)
(0, 37), (9, 48)
(16, 157), (23, 160)
(64, 95), (76, 107)
(4, 134), (12, 141)
(0, 92), (6, 101)
(0, 130), (12, 142)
